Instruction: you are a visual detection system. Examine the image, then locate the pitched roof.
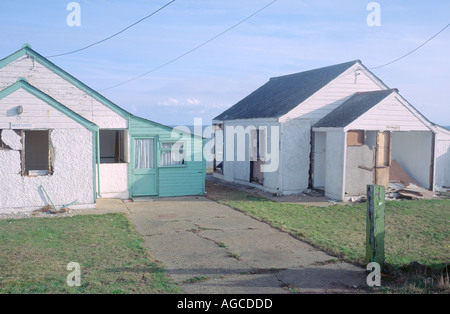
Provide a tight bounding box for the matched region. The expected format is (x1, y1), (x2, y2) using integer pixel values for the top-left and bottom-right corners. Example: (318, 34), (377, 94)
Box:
(313, 89), (395, 128)
(0, 78), (99, 132)
(213, 60), (360, 121)
(0, 44), (183, 135)
(0, 44), (132, 119)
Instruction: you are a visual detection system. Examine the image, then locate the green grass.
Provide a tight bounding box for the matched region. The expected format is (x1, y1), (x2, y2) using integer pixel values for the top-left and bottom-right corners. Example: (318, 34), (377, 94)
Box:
(206, 181), (450, 293)
(0, 213), (180, 294)
(223, 198), (449, 267)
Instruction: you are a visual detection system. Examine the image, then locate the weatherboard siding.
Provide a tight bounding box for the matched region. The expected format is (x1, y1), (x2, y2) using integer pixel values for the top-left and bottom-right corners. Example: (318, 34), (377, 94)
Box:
(345, 94), (430, 131)
(130, 117), (205, 197)
(0, 89), (83, 129)
(280, 64), (385, 123)
(0, 56), (127, 129)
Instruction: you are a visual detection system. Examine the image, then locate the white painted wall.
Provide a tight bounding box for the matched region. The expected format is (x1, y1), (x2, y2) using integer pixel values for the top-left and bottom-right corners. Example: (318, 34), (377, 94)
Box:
(346, 93), (430, 132)
(435, 140), (450, 187)
(280, 119), (311, 194)
(0, 86), (95, 212)
(99, 163), (129, 199)
(222, 119), (281, 193)
(391, 131), (433, 189)
(279, 63), (386, 123)
(345, 145), (375, 195)
(0, 89), (84, 129)
(324, 131), (347, 200)
(435, 126), (450, 187)
(0, 128), (94, 212)
(0, 56), (127, 129)
(312, 131), (326, 188)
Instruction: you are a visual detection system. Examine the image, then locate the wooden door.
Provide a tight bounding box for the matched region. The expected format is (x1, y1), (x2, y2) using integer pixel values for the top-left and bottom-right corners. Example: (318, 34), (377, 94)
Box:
(131, 137), (158, 196)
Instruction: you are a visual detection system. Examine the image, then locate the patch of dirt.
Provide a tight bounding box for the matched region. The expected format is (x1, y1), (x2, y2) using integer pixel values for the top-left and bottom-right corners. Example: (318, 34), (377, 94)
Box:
(205, 174), (332, 206)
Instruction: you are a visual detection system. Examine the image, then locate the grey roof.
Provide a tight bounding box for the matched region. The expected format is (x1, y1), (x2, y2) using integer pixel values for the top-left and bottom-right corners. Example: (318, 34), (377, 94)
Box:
(213, 60), (360, 121)
(313, 89), (395, 128)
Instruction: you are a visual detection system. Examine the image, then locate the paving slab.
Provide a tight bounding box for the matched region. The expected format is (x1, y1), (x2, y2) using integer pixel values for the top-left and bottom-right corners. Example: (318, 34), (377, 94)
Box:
(126, 196), (366, 294)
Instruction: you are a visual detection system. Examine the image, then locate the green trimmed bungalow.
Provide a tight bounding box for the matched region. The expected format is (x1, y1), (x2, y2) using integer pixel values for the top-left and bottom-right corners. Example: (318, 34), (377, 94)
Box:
(0, 45), (205, 213)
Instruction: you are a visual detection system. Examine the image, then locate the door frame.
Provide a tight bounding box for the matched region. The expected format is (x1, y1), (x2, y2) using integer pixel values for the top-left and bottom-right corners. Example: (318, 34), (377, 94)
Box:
(130, 136), (158, 197)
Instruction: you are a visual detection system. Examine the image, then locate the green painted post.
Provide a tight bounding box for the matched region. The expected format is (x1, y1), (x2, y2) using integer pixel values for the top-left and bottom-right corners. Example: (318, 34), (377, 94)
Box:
(366, 184), (385, 270)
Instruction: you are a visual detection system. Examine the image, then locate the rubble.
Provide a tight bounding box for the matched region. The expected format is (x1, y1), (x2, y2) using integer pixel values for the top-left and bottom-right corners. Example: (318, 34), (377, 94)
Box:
(386, 160), (438, 200)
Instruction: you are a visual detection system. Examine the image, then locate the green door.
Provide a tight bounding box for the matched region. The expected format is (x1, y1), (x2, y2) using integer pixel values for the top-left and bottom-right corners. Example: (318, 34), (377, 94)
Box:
(131, 137), (157, 196)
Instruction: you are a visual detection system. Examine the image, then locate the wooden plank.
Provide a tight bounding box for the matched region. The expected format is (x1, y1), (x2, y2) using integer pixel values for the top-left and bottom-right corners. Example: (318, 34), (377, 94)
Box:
(366, 185), (385, 270)
(375, 167), (389, 188)
(374, 132), (391, 188)
(347, 130), (364, 146)
(20, 130), (25, 176)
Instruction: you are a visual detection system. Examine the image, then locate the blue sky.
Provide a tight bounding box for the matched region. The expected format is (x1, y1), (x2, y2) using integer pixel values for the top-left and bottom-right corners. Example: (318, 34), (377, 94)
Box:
(1, 0), (449, 126)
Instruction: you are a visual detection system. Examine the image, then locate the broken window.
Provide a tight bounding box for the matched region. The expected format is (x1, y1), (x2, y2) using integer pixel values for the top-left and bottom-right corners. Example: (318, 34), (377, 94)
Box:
(160, 142), (185, 166)
(23, 130), (53, 176)
(0, 130), (6, 149)
(100, 130), (128, 164)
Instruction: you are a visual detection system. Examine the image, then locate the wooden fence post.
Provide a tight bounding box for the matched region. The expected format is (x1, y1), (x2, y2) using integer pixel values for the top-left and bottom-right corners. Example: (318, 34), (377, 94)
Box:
(366, 184), (385, 270)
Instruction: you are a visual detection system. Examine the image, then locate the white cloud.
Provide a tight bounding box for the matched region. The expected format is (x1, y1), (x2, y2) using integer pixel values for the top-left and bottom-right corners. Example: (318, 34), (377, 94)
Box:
(158, 98), (202, 108)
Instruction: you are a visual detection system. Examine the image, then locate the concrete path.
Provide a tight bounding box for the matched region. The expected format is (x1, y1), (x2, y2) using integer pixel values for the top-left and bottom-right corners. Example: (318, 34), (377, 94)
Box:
(119, 196), (366, 294)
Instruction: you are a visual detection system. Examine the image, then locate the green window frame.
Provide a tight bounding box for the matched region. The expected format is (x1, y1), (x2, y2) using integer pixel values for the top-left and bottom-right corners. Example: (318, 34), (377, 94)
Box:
(159, 141), (186, 167)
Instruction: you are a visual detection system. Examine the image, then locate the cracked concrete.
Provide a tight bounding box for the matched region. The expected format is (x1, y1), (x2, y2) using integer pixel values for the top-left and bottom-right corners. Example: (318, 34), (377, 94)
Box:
(123, 196), (366, 294)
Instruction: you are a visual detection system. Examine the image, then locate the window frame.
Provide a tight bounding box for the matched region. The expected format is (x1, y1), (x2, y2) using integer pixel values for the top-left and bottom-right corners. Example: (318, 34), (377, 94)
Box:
(99, 129), (128, 164)
(22, 129), (53, 177)
(159, 140), (187, 168)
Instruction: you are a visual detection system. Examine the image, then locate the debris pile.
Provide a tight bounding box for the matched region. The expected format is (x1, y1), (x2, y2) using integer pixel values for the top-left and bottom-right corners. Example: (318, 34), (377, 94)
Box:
(346, 160), (442, 202)
(387, 160), (437, 200)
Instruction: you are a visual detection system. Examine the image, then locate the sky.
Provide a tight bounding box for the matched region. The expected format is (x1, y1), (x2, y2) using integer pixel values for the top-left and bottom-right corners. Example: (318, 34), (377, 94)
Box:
(0, 0), (449, 127)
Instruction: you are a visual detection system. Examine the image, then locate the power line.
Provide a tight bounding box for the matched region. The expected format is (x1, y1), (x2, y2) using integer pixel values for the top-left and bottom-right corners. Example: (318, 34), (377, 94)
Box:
(370, 23), (450, 70)
(100, 0), (279, 91)
(46, 0), (176, 58)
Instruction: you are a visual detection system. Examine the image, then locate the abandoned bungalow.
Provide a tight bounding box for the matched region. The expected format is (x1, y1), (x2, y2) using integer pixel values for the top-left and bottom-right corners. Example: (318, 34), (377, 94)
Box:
(0, 44), (205, 213)
(212, 60), (450, 201)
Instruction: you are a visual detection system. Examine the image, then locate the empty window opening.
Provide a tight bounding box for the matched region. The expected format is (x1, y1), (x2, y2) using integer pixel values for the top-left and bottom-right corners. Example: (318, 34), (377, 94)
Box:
(100, 130), (128, 164)
(23, 130), (53, 176)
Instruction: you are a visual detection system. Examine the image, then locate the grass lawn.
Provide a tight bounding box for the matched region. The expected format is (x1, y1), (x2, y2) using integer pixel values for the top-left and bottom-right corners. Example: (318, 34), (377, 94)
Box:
(0, 213), (180, 294)
(206, 180), (450, 293)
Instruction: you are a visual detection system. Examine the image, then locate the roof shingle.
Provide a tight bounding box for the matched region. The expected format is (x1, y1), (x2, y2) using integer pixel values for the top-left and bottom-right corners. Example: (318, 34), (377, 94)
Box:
(213, 60), (360, 121)
(313, 89), (395, 128)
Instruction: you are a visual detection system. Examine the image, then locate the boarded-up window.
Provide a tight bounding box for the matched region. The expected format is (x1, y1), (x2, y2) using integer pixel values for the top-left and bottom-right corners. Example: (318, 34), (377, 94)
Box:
(347, 130), (365, 146)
